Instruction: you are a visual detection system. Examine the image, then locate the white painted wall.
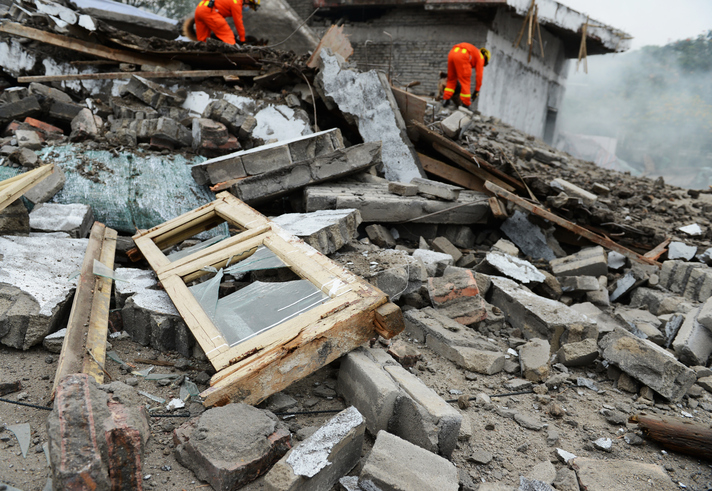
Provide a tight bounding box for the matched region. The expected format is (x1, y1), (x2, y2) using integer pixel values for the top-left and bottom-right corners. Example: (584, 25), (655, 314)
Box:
(478, 8), (569, 138)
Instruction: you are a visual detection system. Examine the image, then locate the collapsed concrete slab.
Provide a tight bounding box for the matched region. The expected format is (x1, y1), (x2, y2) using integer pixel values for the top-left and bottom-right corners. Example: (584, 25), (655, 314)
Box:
(550, 246), (608, 277)
(272, 209), (361, 255)
(659, 260), (712, 303)
(489, 276), (597, 353)
(232, 142), (382, 204)
(316, 51), (424, 183)
(174, 403), (291, 491)
(262, 406), (365, 491)
(305, 182), (490, 224)
(191, 128), (344, 186)
(0, 234), (86, 349)
(29, 203), (93, 238)
(48, 374), (150, 491)
(359, 431), (459, 491)
(599, 327), (696, 401)
(476, 252), (546, 285)
(672, 309), (712, 366)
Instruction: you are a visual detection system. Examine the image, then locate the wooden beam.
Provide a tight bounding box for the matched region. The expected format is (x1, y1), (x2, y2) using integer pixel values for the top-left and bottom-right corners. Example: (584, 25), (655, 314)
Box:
(644, 237), (671, 261)
(411, 120), (525, 192)
(53, 222), (118, 394)
(432, 142), (515, 193)
(307, 24), (353, 68)
(18, 70), (262, 83)
(485, 181), (660, 266)
(418, 152), (485, 192)
(0, 164), (54, 213)
(0, 22), (182, 70)
(488, 196), (508, 219)
(391, 87), (427, 141)
(630, 414), (712, 460)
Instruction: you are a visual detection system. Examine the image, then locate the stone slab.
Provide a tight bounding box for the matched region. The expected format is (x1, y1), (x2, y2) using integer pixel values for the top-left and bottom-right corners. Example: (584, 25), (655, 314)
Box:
(500, 210), (556, 261)
(573, 457), (677, 491)
(29, 203), (94, 238)
(272, 209), (361, 255)
(550, 246), (608, 277)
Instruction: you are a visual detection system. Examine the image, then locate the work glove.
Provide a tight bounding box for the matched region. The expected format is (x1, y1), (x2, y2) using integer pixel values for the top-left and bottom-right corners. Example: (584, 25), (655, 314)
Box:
(474, 91), (479, 99)
(443, 99), (452, 108)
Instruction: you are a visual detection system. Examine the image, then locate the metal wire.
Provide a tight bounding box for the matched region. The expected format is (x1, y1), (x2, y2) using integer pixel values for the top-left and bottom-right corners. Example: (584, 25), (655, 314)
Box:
(0, 397), (53, 411)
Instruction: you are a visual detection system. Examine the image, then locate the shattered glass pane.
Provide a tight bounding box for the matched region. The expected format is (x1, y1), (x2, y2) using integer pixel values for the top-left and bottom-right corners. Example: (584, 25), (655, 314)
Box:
(188, 269), (224, 321)
(224, 245), (288, 274)
(215, 279), (329, 346)
(93, 259), (128, 282)
(7, 423), (30, 459)
(167, 234), (228, 262)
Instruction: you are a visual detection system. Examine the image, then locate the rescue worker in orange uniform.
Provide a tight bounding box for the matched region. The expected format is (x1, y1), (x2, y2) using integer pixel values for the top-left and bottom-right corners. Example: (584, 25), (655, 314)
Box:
(190, 0), (257, 45)
(443, 43), (490, 107)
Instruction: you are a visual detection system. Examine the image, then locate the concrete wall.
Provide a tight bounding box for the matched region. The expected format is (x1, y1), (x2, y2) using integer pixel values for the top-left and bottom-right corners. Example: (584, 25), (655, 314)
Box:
(243, 0), (319, 55)
(478, 8), (569, 138)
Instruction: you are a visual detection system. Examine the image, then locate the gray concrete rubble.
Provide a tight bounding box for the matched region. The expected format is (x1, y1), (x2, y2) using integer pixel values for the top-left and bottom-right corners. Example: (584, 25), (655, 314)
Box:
(191, 128), (344, 186)
(550, 246), (608, 277)
(358, 431), (459, 491)
(572, 457), (678, 491)
(672, 309), (712, 366)
(614, 307), (665, 345)
(0, 234), (86, 349)
(413, 248), (454, 276)
(272, 208), (361, 255)
(477, 252), (546, 285)
(315, 50), (424, 183)
(262, 406), (365, 491)
(440, 108), (472, 139)
(174, 403), (291, 490)
(0, 200), (29, 235)
(29, 203), (93, 238)
(659, 260), (712, 302)
(489, 276), (597, 352)
(305, 182), (490, 224)
(431, 236), (462, 263)
(599, 327), (696, 401)
(232, 142), (382, 204)
(500, 210), (560, 261)
(550, 178), (597, 207)
(518, 338), (551, 382)
(427, 268), (487, 325)
(411, 177), (462, 201)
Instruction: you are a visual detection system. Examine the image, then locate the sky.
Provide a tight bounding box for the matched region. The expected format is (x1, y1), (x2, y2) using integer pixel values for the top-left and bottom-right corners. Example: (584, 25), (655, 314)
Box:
(558, 0), (712, 50)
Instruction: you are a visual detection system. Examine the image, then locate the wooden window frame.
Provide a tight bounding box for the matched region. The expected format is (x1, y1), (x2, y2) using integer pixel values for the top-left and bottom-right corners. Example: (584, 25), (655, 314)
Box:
(133, 192), (403, 406)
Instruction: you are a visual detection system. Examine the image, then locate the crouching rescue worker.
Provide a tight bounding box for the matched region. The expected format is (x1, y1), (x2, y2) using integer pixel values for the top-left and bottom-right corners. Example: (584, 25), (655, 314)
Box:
(182, 0), (259, 45)
(442, 43), (490, 107)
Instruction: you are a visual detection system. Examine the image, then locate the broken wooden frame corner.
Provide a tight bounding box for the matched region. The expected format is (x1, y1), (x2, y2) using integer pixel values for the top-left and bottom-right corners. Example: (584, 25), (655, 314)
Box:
(132, 192), (404, 407)
(0, 163), (55, 213)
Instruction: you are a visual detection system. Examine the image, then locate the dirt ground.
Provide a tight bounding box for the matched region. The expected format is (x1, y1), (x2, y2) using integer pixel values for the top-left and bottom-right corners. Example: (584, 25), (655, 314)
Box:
(2, 320), (712, 491)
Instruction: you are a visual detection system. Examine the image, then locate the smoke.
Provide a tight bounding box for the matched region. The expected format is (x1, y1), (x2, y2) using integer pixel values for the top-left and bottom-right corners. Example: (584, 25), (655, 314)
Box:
(557, 32), (712, 188)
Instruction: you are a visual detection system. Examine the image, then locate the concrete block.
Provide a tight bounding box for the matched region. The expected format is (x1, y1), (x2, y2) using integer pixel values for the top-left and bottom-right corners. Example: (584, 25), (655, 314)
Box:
(556, 338), (599, 367)
(174, 403), (291, 491)
(519, 338), (551, 382)
(658, 260), (705, 295)
(23, 164), (66, 205)
(316, 51), (423, 183)
(69, 108), (100, 141)
(668, 241), (697, 260)
(614, 307), (664, 345)
(0, 95), (41, 122)
(29, 203), (93, 238)
(427, 268), (486, 325)
(126, 75), (184, 109)
(489, 276), (597, 353)
(413, 248), (453, 276)
(28, 82), (72, 103)
(569, 302), (619, 339)
(550, 246), (607, 277)
(683, 266), (712, 302)
(0, 199), (29, 235)
(385, 364), (461, 458)
(698, 297), (712, 331)
(15, 129), (42, 150)
(477, 252), (545, 285)
(672, 309), (712, 366)
(202, 99), (247, 134)
(273, 209), (361, 255)
(551, 178), (597, 207)
(573, 457), (678, 491)
(500, 210), (557, 261)
(629, 287), (695, 316)
(559, 275), (600, 293)
(337, 348), (400, 436)
(366, 224), (396, 248)
(0, 235), (86, 349)
(441, 224), (476, 249)
(492, 238), (520, 256)
(233, 142), (381, 204)
(152, 117), (191, 147)
(608, 251), (627, 270)
(49, 100), (84, 121)
(305, 182), (489, 224)
(263, 407), (364, 491)
(10, 147), (39, 168)
(440, 110), (471, 139)
(431, 236), (462, 263)
(411, 177), (462, 201)
(599, 327), (696, 401)
(191, 118), (237, 155)
(48, 374), (149, 491)
(287, 128), (343, 162)
(388, 181), (418, 196)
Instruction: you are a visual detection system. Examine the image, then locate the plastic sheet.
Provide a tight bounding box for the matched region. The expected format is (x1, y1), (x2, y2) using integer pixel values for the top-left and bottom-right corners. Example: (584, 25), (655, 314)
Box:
(188, 269), (224, 321)
(92, 259), (128, 282)
(180, 377), (199, 401)
(224, 245), (287, 274)
(167, 234), (228, 262)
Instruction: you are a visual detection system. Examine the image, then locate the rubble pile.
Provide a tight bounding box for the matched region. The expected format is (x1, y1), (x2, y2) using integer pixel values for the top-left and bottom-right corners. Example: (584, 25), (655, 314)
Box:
(2, 1), (712, 490)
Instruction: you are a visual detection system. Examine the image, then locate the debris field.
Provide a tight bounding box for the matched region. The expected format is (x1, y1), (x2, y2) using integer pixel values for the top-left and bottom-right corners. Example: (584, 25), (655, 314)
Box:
(1, 0), (712, 490)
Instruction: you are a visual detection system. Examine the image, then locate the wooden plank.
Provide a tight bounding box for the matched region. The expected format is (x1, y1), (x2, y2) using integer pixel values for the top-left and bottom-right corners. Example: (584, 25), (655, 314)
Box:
(132, 236), (171, 272)
(307, 24), (353, 68)
(0, 22), (182, 70)
(202, 295), (393, 406)
(432, 142), (515, 193)
(0, 164), (54, 213)
(488, 196), (507, 219)
(18, 70), (262, 83)
(214, 192), (272, 229)
(52, 222), (106, 396)
(82, 228), (118, 383)
(644, 237), (672, 260)
(418, 152), (485, 192)
(485, 181), (660, 266)
(391, 87), (427, 141)
(411, 120), (525, 192)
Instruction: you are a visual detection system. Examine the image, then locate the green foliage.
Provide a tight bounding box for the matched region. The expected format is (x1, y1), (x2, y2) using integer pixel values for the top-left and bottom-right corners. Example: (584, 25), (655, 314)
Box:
(559, 31), (712, 172)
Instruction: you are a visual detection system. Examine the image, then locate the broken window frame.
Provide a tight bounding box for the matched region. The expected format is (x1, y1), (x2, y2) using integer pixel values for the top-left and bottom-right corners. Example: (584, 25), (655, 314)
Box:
(132, 191), (403, 406)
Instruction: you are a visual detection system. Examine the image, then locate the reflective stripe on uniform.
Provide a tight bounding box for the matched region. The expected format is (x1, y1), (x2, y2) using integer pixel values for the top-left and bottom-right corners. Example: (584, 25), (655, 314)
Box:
(444, 88), (455, 93)
(461, 93), (471, 99)
(461, 49), (467, 54)
(454, 47), (460, 52)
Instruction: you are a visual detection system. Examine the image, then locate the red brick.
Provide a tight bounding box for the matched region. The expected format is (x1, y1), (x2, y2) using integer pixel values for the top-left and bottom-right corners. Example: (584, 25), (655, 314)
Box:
(25, 116), (64, 134)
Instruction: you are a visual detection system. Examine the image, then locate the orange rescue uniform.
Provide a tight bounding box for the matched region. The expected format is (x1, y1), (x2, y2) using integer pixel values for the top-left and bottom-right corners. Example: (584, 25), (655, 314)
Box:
(194, 0), (245, 45)
(443, 43), (485, 107)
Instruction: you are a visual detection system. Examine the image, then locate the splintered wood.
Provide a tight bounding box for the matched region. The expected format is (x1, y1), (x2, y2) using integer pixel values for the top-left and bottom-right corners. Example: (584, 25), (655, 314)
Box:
(0, 164), (55, 213)
(132, 192), (404, 407)
(53, 222), (118, 394)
